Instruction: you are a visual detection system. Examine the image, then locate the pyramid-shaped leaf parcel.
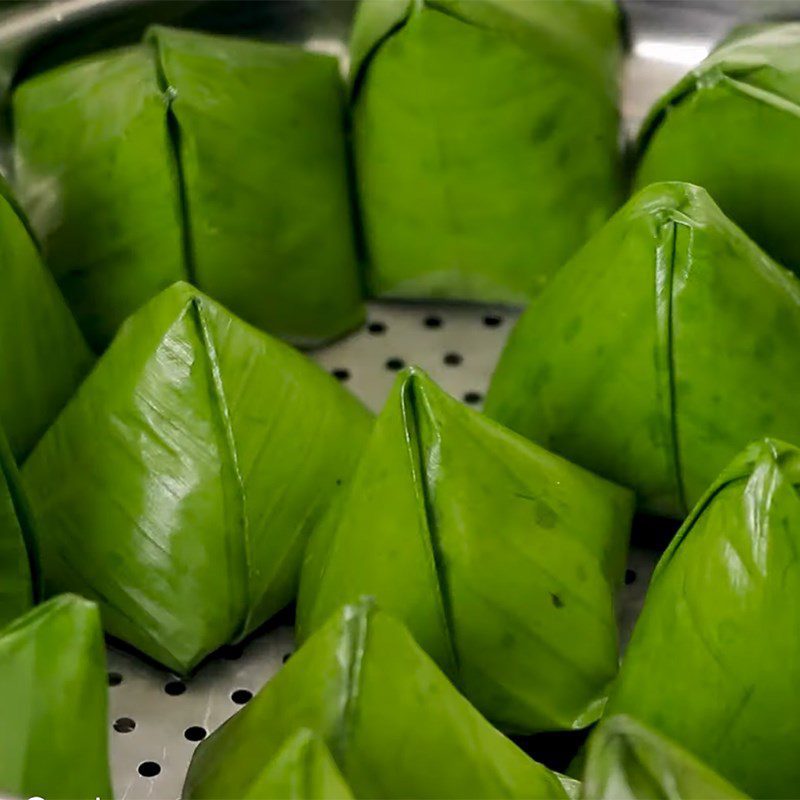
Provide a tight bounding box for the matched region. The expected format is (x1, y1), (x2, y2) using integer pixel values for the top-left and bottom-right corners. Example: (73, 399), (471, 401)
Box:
(606, 438), (800, 798)
(0, 594), (112, 800)
(184, 600), (568, 799)
(22, 282), (372, 673)
(486, 181), (800, 518)
(298, 368), (634, 734)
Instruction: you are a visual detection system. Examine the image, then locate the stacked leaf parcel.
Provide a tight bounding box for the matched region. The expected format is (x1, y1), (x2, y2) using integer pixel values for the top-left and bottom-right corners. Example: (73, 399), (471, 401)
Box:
(486, 181), (800, 518)
(184, 600), (574, 799)
(298, 368), (634, 734)
(13, 26), (363, 350)
(636, 23), (800, 277)
(350, 0), (623, 303)
(22, 283), (372, 672)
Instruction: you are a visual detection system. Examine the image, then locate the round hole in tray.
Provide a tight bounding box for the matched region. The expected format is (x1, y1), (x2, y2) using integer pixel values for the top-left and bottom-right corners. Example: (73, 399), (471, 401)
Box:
(385, 357), (405, 371)
(463, 391), (483, 405)
(483, 314), (503, 327)
(138, 761), (161, 778)
(424, 315), (442, 329)
(107, 671), (123, 687)
(444, 352), (463, 366)
(367, 321), (386, 334)
(113, 717), (136, 734)
(184, 726), (207, 742)
(332, 368), (350, 382)
(164, 680), (187, 696)
(231, 689), (253, 705)
(625, 569), (637, 585)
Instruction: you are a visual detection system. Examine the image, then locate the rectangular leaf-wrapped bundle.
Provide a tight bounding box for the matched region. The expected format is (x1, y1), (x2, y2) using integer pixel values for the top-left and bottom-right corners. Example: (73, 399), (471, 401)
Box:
(14, 27), (364, 350)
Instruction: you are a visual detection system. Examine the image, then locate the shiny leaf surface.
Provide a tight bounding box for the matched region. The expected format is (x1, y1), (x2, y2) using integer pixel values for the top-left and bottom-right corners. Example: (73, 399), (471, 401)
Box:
(298, 368), (633, 733)
(0, 594), (112, 799)
(351, 0), (622, 303)
(22, 282), (372, 672)
(486, 182), (800, 517)
(606, 439), (800, 798)
(183, 600), (568, 799)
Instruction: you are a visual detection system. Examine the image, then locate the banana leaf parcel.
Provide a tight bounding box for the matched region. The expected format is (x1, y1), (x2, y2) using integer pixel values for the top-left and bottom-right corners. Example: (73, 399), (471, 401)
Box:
(0, 176), (91, 459)
(605, 438), (800, 798)
(183, 600), (568, 799)
(13, 26), (363, 350)
(298, 368), (633, 734)
(581, 715), (747, 799)
(485, 181), (800, 518)
(635, 23), (800, 276)
(240, 730), (353, 800)
(350, 0), (623, 303)
(0, 594), (112, 799)
(0, 425), (38, 628)
(22, 282), (372, 673)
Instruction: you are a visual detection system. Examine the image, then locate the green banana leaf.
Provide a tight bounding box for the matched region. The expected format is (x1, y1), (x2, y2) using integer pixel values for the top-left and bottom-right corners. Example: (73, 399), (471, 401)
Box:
(350, 0), (623, 303)
(605, 438), (800, 798)
(0, 175), (92, 459)
(0, 425), (37, 627)
(22, 281), (372, 673)
(298, 368), (633, 733)
(13, 26), (363, 350)
(183, 599), (568, 799)
(581, 715), (747, 799)
(0, 593), (112, 799)
(485, 181), (800, 518)
(242, 729), (353, 800)
(635, 23), (800, 276)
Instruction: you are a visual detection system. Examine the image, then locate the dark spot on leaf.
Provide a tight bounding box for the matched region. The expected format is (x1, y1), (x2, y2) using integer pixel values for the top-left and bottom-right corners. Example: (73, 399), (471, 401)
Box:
(551, 593), (564, 609)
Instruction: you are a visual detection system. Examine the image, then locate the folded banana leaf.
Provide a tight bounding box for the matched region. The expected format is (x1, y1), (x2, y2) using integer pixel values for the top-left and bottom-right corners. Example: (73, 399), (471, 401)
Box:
(22, 281), (372, 673)
(298, 368), (632, 733)
(485, 181), (800, 518)
(350, 0), (623, 303)
(0, 425), (37, 628)
(183, 600), (568, 799)
(0, 176), (92, 458)
(605, 438), (800, 798)
(13, 26), (363, 350)
(636, 23), (800, 276)
(0, 594), (112, 799)
(242, 729), (353, 800)
(581, 715), (747, 799)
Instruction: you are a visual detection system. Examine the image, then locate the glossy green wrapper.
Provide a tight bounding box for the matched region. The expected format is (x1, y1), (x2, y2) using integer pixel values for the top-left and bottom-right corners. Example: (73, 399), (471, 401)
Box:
(298, 368), (632, 733)
(22, 282), (372, 673)
(636, 23), (800, 275)
(241, 730), (353, 800)
(606, 439), (800, 798)
(486, 182), (800, 518)
(0, 594), (112, 799)
(0, 178), (92, 459)
(14, 26), (363, 350)
(582, 715), (747, 799)
(350, 0), (623, 303)
(183, 600), (568, 799)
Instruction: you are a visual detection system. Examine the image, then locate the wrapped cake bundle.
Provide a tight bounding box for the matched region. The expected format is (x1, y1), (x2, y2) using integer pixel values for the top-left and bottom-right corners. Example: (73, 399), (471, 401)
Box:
(581, 715), (747, 799)
(636, 23), (800, 275)
(606, 439), (800, 798)
(0, 594), (112, 800)
(350, 0), (623, 303)
(184, 600), (569, 799)
(486, 182), (800, 517)
(14, 26), (363, 350)
(22, 282), (372, 673)
(298, 368), (633, 734)
(0, 177), (91, 459)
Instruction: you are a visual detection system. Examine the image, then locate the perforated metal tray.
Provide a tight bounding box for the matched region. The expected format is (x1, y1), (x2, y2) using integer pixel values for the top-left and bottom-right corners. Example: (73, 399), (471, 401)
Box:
(0, 1), (796, 797)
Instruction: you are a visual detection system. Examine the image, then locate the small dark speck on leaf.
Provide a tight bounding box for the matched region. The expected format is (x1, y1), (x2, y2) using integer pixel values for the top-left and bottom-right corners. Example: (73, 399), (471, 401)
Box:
(551, 593), (564, 609)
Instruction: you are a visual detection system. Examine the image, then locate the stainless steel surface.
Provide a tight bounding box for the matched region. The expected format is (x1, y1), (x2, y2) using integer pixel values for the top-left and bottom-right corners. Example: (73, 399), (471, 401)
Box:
(1, 1), (798, 797)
